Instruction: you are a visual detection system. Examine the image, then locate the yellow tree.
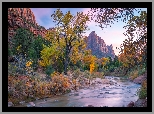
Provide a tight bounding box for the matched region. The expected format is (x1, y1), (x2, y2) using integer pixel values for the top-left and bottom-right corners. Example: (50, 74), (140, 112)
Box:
(101, 57), (109, 69)
(82, 50), (97, 70)
(69, 39), (87, 65)
(50, 9), (90, 75)
(39, 33), (65, 73)
(90, 63), (95, 74)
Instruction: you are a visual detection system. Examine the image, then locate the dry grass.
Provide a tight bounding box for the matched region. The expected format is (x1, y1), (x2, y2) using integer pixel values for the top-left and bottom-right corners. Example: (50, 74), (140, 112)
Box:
(129, 70), (138, 80)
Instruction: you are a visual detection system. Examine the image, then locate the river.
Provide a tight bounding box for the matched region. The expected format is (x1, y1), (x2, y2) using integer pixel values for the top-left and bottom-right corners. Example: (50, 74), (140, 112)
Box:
(15, 76), (141, 107)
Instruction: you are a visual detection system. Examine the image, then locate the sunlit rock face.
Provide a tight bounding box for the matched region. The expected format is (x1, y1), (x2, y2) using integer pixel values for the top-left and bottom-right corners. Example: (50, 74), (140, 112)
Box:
(8, 8), (47, 46)
(86, 31), (115, 59)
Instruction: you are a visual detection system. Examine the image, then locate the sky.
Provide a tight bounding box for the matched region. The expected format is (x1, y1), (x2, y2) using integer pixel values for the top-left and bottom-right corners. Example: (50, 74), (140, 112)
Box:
(30, 8), (147, 56)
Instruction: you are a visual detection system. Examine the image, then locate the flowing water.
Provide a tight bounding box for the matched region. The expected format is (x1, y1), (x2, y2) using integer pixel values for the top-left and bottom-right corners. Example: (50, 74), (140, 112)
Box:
(15, 76), (141, 107)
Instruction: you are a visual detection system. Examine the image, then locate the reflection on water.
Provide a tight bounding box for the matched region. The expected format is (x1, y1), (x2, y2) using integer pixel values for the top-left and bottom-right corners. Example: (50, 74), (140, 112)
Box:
(16, 76), (141, 107)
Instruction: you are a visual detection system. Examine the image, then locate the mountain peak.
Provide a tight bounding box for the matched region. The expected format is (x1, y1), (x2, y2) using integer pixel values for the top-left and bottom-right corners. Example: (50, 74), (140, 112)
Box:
(86, 31), (115, 59)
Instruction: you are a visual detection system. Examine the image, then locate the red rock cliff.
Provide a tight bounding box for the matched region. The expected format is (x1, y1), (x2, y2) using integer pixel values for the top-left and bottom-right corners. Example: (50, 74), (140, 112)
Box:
(8, 8), (47, 44)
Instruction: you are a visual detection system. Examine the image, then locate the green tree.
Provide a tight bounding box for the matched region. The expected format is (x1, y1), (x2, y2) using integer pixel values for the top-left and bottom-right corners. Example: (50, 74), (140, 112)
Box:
(12, 28), (35, 56)
(27, 35), (50, 69)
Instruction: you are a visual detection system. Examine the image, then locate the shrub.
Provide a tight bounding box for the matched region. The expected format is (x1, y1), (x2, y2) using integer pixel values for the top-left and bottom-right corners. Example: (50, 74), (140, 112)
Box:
(50, 72), (71, 94)
(45, 64), (55, 77)
(129, 70), (138, 80)
(138, 67), (146, 76)
(8, 72), (73, 105)
(8, 62), (19, 76)
(82, 70), (90, 79)
(72, 69), (83, 79)
(12, 28), (34, 55)
(139, 87), (147, 99)
(27, 36), (50, 69)
(91, 72), (104, 79)
(138, 80), (147, 99)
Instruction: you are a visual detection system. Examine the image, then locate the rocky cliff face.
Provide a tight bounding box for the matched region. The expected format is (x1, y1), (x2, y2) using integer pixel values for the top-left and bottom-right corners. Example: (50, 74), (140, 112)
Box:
(8, 8), (47, 45)
(86, 31), (115, 59)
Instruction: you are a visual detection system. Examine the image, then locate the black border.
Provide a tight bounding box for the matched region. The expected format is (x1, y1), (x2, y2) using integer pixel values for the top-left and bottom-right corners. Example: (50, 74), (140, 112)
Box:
(3, 2), (152, 112)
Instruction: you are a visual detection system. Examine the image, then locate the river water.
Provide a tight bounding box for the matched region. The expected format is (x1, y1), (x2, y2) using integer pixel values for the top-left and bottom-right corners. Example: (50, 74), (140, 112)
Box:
(16, 76), (141, 107)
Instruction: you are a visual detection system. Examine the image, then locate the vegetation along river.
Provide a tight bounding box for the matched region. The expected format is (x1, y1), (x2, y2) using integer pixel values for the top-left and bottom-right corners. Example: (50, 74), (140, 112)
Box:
(15, 76), (141, 107)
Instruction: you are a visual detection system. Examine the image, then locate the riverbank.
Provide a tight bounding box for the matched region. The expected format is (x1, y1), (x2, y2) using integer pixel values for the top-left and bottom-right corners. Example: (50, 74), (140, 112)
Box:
(10, 76), (142, 107)
(127, 72), (147, 107)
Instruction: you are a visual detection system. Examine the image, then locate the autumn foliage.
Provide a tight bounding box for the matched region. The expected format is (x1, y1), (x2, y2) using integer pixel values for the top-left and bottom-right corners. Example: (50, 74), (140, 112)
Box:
(8, 8), (147, 106)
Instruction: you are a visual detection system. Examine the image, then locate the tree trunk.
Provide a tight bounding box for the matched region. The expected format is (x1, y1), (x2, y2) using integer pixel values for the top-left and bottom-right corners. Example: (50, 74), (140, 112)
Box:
(64, 57), (68, 75)
(64, 46), (69, 75)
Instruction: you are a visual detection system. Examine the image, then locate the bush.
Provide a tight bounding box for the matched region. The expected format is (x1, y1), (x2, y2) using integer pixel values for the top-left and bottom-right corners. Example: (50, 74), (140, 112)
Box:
(8, 54), (27, 76)
(138, 79), (147, 99)
(72, 69), (83, 79)
(129, 70), (138, 80)
(8, 47), (13, 56)
(28, 36), (50, 70)
(45, 65), (55, 77)
(50, 72), (71, 94)
(91, 72), (104, 79)
(8, 72), (73, 105)
(139, 87), (147, 99)
(82, 70), (90, 78)
(12, 28), (35, 55)
(138, 67), (146, 76)
(8, 62), (20, 76)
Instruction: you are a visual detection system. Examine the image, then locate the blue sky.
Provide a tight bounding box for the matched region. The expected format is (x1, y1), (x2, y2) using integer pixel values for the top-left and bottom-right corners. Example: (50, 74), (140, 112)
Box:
(30, 8), (147, 55)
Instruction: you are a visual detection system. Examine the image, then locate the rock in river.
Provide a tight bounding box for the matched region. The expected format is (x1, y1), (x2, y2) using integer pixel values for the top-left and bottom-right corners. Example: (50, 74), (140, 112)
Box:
(27, 102), (35, 107)
(8, 102), (13, 107)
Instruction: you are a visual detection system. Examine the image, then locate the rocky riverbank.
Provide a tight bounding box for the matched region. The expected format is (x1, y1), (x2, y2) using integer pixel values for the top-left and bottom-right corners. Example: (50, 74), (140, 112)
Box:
(127, 72), (147, 107)
(9, 76), (142, 107)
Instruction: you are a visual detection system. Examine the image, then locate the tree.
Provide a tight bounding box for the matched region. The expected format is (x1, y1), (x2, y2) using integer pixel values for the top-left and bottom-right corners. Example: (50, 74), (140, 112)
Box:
(27, 35), (50, 69)
(39, 38), (65, 72)
(101, 57), (109, 68)
(82, 50), (97, 70)
(50, 9), (90, 75)
(123, 11), (147, 66)
(69, 38), (87, 65)
(118, 11), (147, 74)
(12, 28), (35, 56)
(88, 8), (141, 30)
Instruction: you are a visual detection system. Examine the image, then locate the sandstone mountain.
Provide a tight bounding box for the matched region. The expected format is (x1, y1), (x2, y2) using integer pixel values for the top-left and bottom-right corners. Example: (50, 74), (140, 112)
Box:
(8, 8), (48, 47)
(86, 31), (115, 59)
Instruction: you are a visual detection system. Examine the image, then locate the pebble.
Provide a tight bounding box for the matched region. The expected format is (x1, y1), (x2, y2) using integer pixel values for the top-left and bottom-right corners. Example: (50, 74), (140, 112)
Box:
(127, 101), (134, 107)
(27, 102), (35, 107)
(105, 92), (109, 94)
(8, 102), (13, 107)
(44, 99), (47, 101)
(54, 100), (59, 102)
(19, 101), (25, 105)
(74, 93), (79, 96)
(35, 97), (40, 100)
